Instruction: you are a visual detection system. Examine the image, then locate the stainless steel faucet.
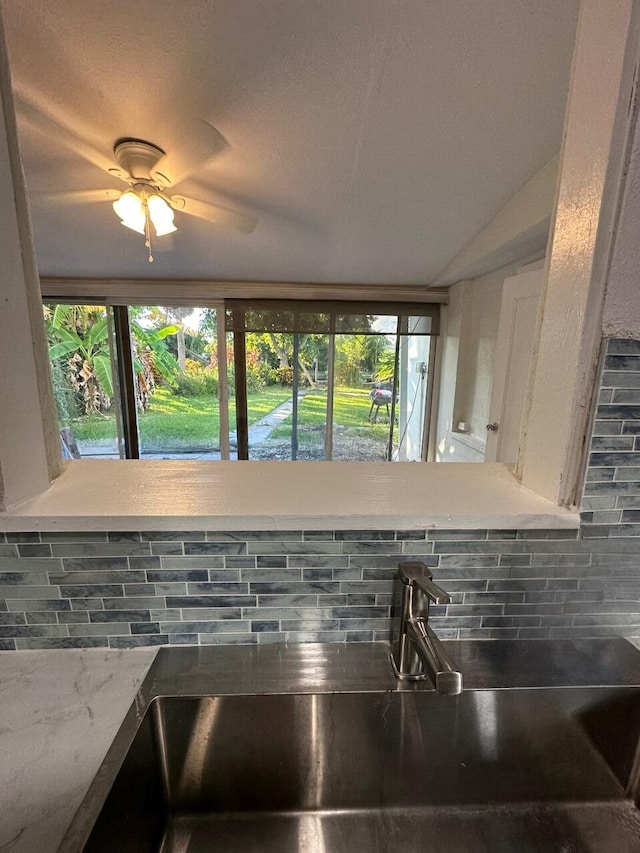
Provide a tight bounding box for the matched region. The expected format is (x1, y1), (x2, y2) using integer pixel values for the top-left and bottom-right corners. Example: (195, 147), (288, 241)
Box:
(390, 561), (463, 695)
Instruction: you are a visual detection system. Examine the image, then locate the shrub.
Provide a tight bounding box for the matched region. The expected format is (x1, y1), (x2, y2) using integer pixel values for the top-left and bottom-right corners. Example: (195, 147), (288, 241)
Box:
(173, 359), (219, 397)
(258, 362), (279, 386)
(276, 365), (294, 386)
(246, 358), (280, 391)
(246, 365), (262, 393)
(50, 356), (79, 426)
(335, 360), (361, 387)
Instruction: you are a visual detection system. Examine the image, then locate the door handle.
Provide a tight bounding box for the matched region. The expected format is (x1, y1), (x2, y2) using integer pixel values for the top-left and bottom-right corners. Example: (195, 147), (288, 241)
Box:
(485, 422), (498, 432)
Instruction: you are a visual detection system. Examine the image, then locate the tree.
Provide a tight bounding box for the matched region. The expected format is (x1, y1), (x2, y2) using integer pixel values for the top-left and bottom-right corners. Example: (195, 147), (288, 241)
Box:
(247, 332), (326, 387)
(374, 344), (397, 381)
(45, 305), (180, 415)
(174, 307), (189, 370)
(335, 334), (367, 386)
(129, 318), (181, 409)
(45, 305), (114, 414)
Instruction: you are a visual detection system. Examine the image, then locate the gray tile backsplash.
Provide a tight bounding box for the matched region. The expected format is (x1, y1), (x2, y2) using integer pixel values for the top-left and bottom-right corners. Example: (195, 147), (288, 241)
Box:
(1, 338), (640, 649)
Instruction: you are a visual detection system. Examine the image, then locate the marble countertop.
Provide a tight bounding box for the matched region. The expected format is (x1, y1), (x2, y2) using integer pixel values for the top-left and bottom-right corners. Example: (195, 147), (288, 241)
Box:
(0, 648), (157, 853)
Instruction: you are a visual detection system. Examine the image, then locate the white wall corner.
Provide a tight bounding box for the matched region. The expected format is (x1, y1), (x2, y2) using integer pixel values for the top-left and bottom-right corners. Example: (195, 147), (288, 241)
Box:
(432, 156), (558, 287)
(0, 9), (61, 510)
(521, 0), (639, 506)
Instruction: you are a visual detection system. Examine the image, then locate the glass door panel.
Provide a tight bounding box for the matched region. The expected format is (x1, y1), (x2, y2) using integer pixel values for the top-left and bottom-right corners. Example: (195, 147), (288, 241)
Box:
(331, 332), (391, 461)
(243, 333), (330, 460)
(130, 306), (221, 459)
(43, 303), (121, 459)
(223, 304), (436, 463)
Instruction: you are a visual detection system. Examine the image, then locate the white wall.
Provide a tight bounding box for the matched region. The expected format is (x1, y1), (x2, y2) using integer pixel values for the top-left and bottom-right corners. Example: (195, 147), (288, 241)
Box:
(0, 12), (60, 509)
(433, 157), (557, 286)
(604, 59), (640, 336)
(435, 260), (524, 463)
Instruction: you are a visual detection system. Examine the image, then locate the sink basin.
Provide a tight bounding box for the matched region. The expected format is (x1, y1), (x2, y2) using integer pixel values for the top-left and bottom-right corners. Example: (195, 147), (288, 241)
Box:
(79, 687), (640, 852)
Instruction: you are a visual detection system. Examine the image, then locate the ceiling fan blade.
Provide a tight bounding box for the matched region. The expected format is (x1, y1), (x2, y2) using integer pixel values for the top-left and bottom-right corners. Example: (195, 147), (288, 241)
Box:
(33, 189), (122, 207)
(170, 195), (257, 233)
(13, 89), (128, 182)
(150, 120), (229, 187)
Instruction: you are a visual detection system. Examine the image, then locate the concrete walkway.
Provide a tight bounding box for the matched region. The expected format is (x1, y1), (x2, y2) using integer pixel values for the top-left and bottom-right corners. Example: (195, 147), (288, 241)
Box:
(244, 392), (304, 448)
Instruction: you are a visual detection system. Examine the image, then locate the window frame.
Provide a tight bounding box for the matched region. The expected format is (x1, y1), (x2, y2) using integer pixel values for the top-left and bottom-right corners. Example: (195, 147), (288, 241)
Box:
(43, 293), (442, 464)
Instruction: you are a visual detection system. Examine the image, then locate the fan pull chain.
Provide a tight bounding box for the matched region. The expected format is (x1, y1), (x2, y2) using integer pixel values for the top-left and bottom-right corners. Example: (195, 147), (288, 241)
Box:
(144, 201), (154, 263)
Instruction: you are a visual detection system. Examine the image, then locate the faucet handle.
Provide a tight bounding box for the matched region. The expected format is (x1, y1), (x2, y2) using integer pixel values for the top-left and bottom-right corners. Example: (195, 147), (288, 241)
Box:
(398, 561), (451, 604)
(414, 575), (451, 604)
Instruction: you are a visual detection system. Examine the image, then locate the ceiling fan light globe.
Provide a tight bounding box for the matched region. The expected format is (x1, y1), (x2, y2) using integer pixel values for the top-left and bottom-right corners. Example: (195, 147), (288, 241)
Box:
(112, 190), (142, 221)
(148, 193), (177, 237)
(119, 218), (145, 235)
(153, 222), (177, 237)
(113, 191), (146, 234)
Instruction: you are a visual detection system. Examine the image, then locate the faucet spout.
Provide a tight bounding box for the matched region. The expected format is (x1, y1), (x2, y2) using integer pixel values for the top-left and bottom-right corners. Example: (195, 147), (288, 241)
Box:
(390, 561), (463, 694)
(406, 618), (463, 695)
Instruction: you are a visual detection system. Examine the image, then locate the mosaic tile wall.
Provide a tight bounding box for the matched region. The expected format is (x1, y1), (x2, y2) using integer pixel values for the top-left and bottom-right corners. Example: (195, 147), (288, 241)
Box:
(0, 337), (639, 650)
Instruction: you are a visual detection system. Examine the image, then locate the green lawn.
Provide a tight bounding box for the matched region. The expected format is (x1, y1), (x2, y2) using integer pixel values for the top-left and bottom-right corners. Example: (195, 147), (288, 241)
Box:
(72, 385), (389, 450)
(72, 386), (292, 448)
(270, 387), (390, 440)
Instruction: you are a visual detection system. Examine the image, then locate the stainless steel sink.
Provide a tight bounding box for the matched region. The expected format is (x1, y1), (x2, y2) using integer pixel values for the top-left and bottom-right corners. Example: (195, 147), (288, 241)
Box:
(81, 688), (640, 852)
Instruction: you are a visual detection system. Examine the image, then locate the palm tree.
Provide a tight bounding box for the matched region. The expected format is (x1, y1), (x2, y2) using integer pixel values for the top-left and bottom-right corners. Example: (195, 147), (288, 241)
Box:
(45, 305), (114, 414)
(129, 316), (180, 409)
(45, 305), (180, 414)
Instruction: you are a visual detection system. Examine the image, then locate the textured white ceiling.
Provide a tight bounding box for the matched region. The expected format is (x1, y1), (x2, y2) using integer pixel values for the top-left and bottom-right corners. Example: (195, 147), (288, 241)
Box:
(3, 0), (579, 284)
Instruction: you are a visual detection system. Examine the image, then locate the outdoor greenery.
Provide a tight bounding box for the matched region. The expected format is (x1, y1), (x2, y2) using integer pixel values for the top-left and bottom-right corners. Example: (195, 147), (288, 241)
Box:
(271, 387), (390, 442)
(173, 358), (220, 397)
(45, 304), (116, 417)
(44, 304), (179, 423)
(334, 335), (387, 386)
(44, 303), (397, 456)
(73, 387), (293, 448)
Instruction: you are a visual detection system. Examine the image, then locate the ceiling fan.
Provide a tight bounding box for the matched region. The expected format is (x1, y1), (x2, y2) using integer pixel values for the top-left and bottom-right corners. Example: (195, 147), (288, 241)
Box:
(14, 91), (258, 263)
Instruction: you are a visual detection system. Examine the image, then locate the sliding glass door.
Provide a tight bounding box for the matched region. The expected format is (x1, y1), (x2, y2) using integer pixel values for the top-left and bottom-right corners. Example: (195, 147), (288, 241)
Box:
(228, 301), (439, 462)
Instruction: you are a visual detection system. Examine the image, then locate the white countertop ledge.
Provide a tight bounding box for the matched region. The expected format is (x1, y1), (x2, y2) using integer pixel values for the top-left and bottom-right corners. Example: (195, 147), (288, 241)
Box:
(0, 648), (156, 853)
(0, 461), (579, 532)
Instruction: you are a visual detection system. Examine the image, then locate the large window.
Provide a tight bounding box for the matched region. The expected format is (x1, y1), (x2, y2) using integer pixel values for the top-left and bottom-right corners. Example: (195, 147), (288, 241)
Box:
(44, 299), (439, 462)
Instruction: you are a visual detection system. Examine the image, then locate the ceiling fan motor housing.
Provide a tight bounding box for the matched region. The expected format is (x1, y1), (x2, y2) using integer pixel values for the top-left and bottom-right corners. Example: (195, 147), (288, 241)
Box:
(114, 139), (166, 182)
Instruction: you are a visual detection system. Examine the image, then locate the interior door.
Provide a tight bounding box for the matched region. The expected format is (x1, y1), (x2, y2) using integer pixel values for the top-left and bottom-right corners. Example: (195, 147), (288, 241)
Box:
(485, 268), (543, 463)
